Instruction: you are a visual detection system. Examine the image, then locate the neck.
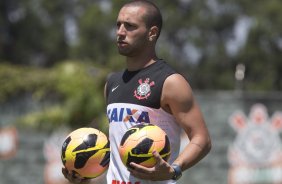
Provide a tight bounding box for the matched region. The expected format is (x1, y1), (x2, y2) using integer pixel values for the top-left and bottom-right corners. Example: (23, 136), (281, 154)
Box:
(126, 50), (158, 71)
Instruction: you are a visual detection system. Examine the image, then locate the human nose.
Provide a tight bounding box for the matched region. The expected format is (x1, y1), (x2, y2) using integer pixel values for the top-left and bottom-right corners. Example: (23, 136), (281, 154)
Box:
(117, 24), (126, 36)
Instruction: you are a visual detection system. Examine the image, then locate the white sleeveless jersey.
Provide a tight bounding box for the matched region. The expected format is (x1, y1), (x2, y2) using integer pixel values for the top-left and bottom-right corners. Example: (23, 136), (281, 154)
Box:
(106, 60), (182, 184)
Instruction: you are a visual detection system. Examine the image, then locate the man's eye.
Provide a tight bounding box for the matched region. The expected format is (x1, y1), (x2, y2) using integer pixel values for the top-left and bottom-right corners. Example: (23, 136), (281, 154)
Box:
(124, 23), (135, 29)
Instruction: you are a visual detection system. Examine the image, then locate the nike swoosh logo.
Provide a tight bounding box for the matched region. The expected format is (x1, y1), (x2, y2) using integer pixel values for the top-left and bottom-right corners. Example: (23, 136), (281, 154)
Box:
(111, 85), (119, 92)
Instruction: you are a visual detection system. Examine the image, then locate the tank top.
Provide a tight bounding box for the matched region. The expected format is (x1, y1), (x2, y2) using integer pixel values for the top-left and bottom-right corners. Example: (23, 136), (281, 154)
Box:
(106, 60), (181, 184)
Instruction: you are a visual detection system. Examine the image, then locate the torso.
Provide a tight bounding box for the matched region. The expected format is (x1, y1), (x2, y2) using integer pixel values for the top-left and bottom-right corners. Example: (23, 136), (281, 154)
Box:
(106, 60), (181, 184)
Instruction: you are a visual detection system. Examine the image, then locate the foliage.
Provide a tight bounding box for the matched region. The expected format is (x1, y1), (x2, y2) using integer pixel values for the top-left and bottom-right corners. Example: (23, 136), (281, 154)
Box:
(1, 0), (282, 132)
(1, 0), (282, 92)
(0, 62), (109, 132)
(156, 0), (282, 91)
(0, 63), (54, 101)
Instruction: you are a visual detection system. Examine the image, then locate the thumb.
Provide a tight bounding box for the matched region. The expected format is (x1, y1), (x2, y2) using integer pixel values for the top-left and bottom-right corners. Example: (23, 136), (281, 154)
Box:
(152, 151), (163, 164)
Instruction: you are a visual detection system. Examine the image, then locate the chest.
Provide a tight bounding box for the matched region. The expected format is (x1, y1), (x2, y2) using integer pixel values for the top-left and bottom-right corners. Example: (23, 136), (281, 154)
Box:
(107, 74), (163, 109)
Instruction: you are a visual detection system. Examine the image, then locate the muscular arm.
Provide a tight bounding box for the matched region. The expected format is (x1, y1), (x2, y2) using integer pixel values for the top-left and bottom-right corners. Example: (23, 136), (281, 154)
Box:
(161, 74), (211, 171)
(128, 73), (211, 180)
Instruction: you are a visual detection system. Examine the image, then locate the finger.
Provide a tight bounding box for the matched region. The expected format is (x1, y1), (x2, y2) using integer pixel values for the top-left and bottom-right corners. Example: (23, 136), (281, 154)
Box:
(128, 166), (150, 180)
(71, 170), (86, 181)
(152, 151), (163, 165)
(72, 170), (80, 178)
(129, 162), (151, 173)
(62, 167), (68, 177)
(80, 178), (91, 184)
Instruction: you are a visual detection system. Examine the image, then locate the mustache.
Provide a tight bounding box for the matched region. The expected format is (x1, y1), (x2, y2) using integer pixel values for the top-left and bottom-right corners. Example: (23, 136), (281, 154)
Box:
(117, 36), (126, 41)
(117, 38), (127, 44)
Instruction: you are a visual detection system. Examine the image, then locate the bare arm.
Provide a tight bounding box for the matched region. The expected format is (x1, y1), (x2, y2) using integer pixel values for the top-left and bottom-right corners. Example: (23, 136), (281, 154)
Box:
(161, 74), (211, 171)
(129, 74), (211, 180)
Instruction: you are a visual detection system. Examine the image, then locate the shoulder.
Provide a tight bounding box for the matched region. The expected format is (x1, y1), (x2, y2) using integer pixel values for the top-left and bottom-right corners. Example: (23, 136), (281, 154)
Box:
(107, 71), (123, 82)
(163, 74), (192, 94)
(106, 71), (124, 89)
(161, 74), (194, 110)
(157, 60), (176, 74)
(105, 71), (123, 98)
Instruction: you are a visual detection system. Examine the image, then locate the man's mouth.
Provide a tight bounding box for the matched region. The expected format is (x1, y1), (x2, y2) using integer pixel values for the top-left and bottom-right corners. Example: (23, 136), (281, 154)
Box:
(117, 41), (128, 47)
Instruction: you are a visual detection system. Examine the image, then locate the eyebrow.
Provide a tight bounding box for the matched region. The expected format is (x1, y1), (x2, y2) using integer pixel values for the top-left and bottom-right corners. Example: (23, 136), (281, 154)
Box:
(117, 20), (138, 26)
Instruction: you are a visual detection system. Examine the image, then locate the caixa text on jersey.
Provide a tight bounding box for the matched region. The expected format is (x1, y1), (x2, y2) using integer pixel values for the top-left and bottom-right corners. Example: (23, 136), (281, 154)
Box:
(107, 107), (150, 124)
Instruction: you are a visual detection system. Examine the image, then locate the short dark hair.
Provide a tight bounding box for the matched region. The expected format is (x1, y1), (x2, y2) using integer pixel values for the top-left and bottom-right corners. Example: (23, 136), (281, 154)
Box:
(123, 0), (163, 39)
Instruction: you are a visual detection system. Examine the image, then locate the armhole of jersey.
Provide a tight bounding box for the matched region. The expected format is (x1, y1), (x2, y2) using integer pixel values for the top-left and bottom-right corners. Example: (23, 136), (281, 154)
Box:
(105, 73), (115, 100)
(160, 72), (177, 110)
(105, 71), (123, 102)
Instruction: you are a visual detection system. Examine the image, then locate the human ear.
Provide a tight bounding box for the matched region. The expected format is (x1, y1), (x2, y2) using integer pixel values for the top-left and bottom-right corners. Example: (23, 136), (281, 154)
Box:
(148, 26), (159, 41)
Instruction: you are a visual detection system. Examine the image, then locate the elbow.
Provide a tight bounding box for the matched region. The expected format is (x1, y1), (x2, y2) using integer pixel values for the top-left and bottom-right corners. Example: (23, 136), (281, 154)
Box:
(205, 137), (212, 155)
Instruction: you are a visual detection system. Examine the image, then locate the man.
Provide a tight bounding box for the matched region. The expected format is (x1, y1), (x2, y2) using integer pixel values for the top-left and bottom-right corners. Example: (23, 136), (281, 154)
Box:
(63, 0), (211, 183)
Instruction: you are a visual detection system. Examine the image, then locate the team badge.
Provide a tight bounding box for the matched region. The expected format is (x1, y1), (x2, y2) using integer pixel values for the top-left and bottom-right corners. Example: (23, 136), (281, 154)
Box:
(228, 104), (282, 184)
(134, 78), (155, 100)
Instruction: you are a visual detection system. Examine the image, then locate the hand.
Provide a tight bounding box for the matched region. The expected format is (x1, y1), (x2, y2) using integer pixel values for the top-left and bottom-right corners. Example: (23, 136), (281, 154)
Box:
(62, 167), (91, 184)
(128, 151), (175, 181)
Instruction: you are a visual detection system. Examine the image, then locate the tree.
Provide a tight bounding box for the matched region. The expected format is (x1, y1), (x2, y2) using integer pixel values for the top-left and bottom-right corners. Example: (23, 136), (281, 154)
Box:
(1, 0), (282, 90)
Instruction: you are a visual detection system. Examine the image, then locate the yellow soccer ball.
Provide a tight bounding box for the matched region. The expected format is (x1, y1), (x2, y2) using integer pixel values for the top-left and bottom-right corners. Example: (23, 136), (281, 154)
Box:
(119, 123), (170, 168)
(61, 128), (110, 179)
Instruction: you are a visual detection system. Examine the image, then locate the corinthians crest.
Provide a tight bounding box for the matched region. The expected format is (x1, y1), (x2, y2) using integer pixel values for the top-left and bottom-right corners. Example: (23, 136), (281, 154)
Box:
(228, 104), (282, 184)
(134, 78), (155, 100)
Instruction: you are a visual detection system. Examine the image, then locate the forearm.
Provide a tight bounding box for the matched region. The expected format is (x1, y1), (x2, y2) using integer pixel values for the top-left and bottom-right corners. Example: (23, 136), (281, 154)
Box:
(173, 136), (211, 171)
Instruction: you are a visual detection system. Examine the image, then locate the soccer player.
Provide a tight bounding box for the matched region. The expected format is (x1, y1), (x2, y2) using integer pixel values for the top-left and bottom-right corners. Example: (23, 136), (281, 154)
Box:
(63, 0), (211, 183)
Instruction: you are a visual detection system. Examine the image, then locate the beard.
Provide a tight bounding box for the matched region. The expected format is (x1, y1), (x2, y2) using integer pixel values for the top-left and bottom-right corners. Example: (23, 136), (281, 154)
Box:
(117, 44), (140, 57)
(117, 47), (131, 56)
(117, 33), (148, 57)
(117, 40), (148, 57)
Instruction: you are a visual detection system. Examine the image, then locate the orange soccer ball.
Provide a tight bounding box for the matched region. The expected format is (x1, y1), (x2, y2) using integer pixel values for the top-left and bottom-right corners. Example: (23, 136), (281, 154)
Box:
(119, 123), (170, 168)
(61, 128), (110, 179)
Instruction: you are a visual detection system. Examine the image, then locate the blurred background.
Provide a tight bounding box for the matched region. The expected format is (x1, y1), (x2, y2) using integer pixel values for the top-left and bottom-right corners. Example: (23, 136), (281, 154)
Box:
(0, 0), (282, 184)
